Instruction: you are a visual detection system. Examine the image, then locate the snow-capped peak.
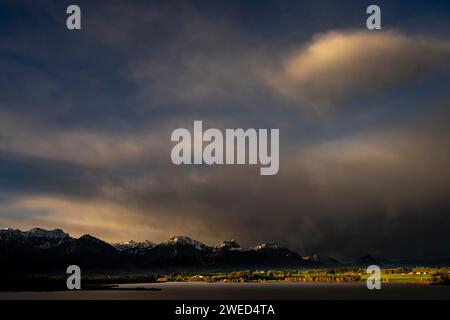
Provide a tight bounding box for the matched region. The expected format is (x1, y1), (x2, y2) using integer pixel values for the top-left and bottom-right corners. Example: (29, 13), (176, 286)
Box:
(0, 227), (70, 250)
(0, 228), (22, 239)
(163, 236), (209, 251)
(216, 240), (242, 251)
(254, 243), (285, 250)
(26, 228), (69, 239)
(0, 227), (70, 240)
(113, 240), (155, 252)
(303, 254), (320, 262)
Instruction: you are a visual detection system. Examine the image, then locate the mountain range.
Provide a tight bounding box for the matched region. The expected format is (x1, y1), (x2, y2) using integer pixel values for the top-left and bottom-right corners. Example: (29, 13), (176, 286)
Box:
(0, 228), (443, 274)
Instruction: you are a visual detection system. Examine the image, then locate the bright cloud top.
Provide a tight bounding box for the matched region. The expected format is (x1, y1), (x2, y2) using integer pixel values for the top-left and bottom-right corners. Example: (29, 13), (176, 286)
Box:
(266, 31), (450, 111)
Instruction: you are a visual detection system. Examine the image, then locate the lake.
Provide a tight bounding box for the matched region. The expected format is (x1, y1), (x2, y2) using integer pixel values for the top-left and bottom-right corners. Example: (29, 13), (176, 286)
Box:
(1, 282), (450, 300)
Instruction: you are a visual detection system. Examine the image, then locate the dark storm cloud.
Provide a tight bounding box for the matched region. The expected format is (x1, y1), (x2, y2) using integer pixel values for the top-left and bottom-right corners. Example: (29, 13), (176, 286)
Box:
(0, 152), (119, 200)
(101, 102), (450, 260)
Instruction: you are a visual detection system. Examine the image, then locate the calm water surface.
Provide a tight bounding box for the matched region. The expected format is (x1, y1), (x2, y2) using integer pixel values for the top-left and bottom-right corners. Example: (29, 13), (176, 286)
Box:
(1, 282), (450, 300)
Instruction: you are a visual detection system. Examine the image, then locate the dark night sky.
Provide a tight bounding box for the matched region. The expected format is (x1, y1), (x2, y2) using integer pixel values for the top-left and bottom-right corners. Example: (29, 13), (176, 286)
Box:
(1, 0), (450, 260)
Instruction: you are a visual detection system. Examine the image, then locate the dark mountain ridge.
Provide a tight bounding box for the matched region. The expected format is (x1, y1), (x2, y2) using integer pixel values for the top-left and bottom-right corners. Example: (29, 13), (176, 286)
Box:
(1, 228), (445, 273)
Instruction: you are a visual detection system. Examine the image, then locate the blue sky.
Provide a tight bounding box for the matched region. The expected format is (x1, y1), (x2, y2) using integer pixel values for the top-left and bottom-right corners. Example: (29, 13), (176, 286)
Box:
(1, 0), (450, 260)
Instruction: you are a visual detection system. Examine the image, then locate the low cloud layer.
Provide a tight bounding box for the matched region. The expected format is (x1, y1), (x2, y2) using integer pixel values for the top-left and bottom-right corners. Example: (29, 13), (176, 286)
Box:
(0, 112), (172, 168)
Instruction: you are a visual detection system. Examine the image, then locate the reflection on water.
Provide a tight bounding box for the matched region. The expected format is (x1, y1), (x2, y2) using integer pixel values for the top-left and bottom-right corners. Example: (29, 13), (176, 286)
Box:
(1, 282), (450, 300)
